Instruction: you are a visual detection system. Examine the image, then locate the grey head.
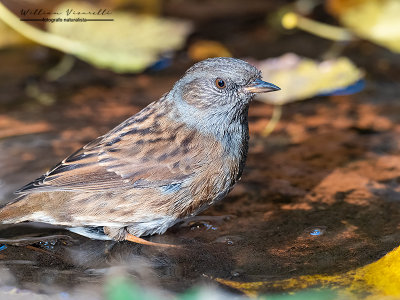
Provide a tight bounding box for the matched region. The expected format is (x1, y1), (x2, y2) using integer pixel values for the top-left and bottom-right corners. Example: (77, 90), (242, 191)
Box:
(166, 57), (280, 130)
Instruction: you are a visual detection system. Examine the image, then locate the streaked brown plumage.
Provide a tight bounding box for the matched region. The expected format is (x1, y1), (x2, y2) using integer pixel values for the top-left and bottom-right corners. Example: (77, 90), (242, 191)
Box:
(0, 57), (280, 243)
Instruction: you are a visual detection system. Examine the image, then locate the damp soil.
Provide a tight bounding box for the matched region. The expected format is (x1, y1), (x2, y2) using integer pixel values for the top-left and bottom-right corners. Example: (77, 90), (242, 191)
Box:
(1, 3), (400, 297)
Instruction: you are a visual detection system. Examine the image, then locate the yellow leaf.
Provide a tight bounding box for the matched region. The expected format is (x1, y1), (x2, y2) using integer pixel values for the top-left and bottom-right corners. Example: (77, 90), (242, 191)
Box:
(254, 53), (364, 105)
(337, 0), (400, 52)
(326, 0), (368, 17)
(46, 2), (192, 72)
(0, 19), (29, 48)
(217, 245), (400, 297)
(0, 2), (192, 73)
(282, 0), (400, 52)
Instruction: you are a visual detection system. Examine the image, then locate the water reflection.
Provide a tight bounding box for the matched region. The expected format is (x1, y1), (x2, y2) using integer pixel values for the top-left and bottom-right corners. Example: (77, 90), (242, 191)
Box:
(305, 226), (327, 236)
(0, 223), (236, 293)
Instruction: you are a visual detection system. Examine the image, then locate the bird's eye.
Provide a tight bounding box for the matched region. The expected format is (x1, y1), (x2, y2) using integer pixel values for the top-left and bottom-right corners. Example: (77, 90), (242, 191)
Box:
(215, 78), (226, 89)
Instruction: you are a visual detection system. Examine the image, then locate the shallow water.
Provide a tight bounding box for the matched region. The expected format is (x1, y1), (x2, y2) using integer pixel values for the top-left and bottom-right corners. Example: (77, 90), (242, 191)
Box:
(1, 6), (400, 298)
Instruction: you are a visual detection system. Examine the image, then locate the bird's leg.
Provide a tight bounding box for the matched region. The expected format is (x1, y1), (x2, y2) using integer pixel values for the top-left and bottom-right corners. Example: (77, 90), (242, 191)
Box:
(125, 233), (178, 248)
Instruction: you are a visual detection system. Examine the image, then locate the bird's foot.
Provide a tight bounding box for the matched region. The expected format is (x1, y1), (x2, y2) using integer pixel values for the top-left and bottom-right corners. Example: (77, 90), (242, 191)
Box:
(124, 233), (178, 248)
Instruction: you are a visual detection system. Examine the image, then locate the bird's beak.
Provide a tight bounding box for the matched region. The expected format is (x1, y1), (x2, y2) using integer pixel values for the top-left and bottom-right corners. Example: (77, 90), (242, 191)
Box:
(244, 78), (281, 93)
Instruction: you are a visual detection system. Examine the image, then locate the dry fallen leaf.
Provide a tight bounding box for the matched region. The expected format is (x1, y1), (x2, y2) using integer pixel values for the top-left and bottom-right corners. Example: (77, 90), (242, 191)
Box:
(253, 53), (364, 105)
(333, 0), (400, 52)
(0, 19), (29, 48)
(282, 0), (400, 53)
(217, 243), (400, 297)
(47, 2), (192, 72)
(0, 2), (192, 73)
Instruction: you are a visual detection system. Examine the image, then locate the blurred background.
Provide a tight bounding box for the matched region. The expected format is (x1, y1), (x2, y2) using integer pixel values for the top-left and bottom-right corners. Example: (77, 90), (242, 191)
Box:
(0, 0), (400, 299)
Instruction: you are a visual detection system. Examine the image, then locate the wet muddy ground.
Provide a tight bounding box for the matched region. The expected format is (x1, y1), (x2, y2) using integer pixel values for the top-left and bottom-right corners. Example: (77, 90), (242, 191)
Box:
(1, 7), (400, 297)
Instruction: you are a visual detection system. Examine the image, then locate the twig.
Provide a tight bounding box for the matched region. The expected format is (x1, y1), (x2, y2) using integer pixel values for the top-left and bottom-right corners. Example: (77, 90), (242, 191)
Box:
(262, 105), (282, 137)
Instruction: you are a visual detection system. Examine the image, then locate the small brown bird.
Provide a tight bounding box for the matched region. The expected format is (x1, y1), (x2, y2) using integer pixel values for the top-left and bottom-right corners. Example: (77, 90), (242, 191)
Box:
(0, 57), (280, 246)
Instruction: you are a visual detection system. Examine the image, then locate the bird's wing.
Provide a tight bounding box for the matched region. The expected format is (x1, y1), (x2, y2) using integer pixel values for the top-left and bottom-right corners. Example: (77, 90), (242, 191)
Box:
(16, 104), (213, 194)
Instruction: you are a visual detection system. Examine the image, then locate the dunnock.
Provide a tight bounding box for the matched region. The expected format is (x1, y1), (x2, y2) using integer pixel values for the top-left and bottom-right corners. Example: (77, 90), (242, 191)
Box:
(0, 57), (280, 246)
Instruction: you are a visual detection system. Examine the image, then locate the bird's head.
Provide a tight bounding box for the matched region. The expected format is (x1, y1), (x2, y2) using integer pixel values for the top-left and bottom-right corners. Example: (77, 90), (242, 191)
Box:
(166, 57), (280, 132)
(174, 57), (279, 110)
